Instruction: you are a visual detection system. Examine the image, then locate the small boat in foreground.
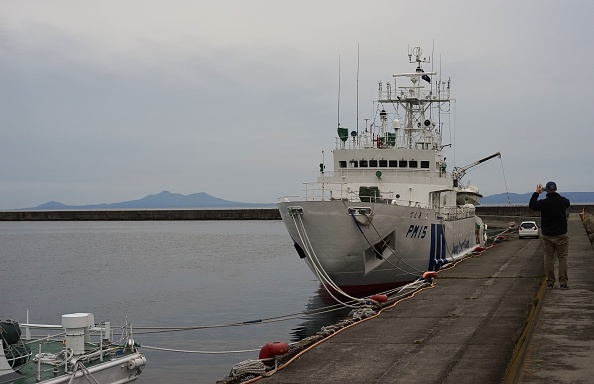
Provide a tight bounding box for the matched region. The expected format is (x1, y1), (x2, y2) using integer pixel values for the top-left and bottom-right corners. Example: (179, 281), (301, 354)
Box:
(277, 46), (500, 294)
(0, 312), (145, 384)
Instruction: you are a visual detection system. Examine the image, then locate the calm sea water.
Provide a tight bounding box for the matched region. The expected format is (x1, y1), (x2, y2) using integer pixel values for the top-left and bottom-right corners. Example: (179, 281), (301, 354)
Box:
(0, 220), (349, 383)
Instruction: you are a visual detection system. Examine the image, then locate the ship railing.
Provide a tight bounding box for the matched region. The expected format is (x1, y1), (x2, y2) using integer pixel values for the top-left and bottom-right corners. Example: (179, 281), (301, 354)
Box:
(320, 169), (443, 180)
(22, 322), (116, 343)
(335, 136), (441, 151)
(278, 182), (429, 208)
(305, 182), (354, 201)
(436, 205), (476, 221)
(335, 136), (407, 150)
(378, 88), (443, 102)
(377, 87), (451, 102)
(336, 136), (385, 150)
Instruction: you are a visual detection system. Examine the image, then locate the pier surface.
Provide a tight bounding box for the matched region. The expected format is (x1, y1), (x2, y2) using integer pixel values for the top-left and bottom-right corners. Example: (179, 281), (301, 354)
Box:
(256, 215), (594, 383)
(518, 216), (594, 383)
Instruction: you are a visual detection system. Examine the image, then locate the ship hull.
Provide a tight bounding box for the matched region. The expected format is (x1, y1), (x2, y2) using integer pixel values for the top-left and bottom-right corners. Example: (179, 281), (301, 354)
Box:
(278, 200), (484, 294)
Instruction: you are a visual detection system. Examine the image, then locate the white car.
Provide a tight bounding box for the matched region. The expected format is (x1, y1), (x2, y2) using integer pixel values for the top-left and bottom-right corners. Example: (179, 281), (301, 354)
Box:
(518, 221), (539, 239)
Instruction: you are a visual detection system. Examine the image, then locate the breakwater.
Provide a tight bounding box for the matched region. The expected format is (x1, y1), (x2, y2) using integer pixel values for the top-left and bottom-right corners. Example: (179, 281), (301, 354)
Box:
(1, 205), (593, 221)
(0, 208), (281, 221)
(476, 204), (594, 217)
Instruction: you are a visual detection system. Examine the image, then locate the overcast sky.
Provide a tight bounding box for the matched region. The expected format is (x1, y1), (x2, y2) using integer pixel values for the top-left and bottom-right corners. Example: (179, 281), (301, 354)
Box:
(1, 1), (592, 209)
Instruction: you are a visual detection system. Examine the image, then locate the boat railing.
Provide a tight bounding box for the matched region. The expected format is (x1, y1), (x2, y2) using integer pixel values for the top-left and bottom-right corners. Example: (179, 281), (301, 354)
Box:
(335, 136), (384, 150)
(22, 322), (116, 343)
(377, 88), (448, 103)
(320, 169), (442, 180)
(437, 205), (476, 221)
(278, 182), (429, 208)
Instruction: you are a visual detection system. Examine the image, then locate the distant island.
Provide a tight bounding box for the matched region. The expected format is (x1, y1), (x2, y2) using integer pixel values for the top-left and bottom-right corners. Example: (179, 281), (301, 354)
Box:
(26, 191), (275, 210)
(17, 190), (594, 211)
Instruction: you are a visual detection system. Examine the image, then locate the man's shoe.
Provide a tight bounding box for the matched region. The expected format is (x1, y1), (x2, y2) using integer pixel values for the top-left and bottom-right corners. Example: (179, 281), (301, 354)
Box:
(546, 284), (554, 289)
(560, 284), (569, 290)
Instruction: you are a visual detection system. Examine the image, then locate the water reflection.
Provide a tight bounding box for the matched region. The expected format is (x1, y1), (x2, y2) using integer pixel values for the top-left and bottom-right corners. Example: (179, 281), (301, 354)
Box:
(290, 284), (352, 342)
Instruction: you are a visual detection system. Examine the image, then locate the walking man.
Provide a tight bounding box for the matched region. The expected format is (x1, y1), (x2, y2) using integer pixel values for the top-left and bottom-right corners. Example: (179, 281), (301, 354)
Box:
(529, 181), (571, 289)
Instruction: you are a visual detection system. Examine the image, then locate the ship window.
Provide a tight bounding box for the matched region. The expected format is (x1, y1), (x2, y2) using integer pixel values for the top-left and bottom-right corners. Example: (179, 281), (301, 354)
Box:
(349, 160), (358, 168)
(399, 160), (408, 167)
(421, 161), (430, 169)
(379, 160), (388, 167)
(359, 160), (368, 167)
(389, 160), (398, 167)
(409, 160), (418, 168)
(339, 161), (347, 168)
(369, 160), (378, 167)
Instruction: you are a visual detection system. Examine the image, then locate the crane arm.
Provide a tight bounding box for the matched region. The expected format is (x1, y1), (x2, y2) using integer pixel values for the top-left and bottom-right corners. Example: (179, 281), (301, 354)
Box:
(452, 151), (501, 186)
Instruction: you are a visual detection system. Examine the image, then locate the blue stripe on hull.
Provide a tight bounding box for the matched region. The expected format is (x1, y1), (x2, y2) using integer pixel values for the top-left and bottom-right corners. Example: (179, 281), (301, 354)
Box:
(428, 223), (447, 271)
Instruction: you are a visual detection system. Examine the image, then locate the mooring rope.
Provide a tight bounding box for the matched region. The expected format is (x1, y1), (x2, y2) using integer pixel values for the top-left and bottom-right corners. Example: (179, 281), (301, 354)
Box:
(290, 213), (367, 306)
(229, 359), (267, 377)
(138, 344), (264, 354)
(133, 301), (356, 334)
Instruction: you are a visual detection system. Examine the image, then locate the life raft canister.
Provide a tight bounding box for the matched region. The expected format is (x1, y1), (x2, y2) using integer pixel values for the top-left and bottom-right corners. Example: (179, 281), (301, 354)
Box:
(258, 341), (289, 360)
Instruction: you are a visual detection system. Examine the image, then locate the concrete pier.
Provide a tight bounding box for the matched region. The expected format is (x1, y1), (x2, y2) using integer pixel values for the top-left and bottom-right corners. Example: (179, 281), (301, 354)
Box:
(250, 215), (593, 383)
(517, 217), (594, 382)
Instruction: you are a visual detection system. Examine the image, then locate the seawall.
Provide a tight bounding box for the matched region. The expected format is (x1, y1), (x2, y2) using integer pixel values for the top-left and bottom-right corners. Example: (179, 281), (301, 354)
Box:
(0, 208), (282, 221)
(1, 204), (592, 221)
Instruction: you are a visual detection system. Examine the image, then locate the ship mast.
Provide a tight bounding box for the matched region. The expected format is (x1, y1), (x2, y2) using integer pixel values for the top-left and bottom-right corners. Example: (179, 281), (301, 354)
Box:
(377, 46), (445, 151)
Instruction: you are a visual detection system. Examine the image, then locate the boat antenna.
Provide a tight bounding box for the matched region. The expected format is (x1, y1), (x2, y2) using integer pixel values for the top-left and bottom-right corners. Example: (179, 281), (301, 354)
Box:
(337, 55), (341, 129)
(357, 43), (360, 135)
(430, 40), (435, 123)
(434, 41), (441, 142)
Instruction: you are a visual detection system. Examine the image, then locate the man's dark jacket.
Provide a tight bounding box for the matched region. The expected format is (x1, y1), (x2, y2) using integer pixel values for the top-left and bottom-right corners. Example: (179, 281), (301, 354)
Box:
(529, 192), (570, 236)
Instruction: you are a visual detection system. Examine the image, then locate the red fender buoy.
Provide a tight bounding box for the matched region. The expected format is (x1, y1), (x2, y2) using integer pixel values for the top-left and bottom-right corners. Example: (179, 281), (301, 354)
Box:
(259, 341), (289, 360)
(369, 294), (388, 303)
(422, 271), (437, 279)
(474, 246), (486, 252)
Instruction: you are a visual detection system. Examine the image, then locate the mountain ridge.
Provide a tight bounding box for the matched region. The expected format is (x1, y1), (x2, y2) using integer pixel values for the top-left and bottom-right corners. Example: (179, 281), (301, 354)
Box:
(28, 191), (275, 210)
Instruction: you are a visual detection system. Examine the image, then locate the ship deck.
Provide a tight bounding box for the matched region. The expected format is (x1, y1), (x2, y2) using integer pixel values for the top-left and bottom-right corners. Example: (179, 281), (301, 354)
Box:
(8, 340), (137, 384)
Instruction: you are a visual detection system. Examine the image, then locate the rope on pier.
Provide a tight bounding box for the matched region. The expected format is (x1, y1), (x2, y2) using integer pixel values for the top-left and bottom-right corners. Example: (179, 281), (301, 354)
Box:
(137, 344), (263, 354)
(229, 359), (267, 377)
